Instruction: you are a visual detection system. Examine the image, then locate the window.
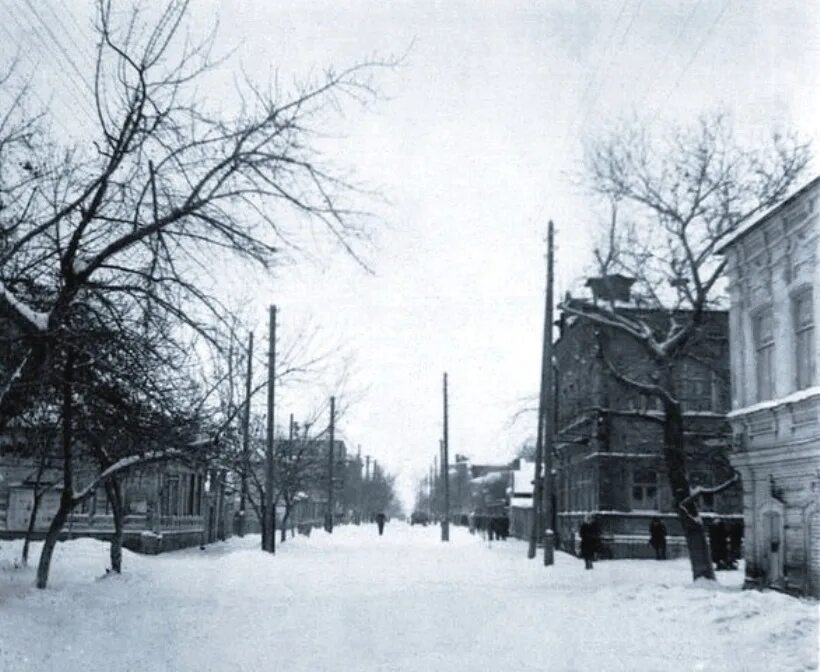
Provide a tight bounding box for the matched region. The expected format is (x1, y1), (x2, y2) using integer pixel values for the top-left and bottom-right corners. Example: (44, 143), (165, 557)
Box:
(574, 467), (593, 511)
(163, 475), (180, 516)
(680, 360), (713, 412)
(185, 474), (196, 516)
(754, 309), (775, 401)
(794, 290), (815, 390)
(631, 467), (658, 510)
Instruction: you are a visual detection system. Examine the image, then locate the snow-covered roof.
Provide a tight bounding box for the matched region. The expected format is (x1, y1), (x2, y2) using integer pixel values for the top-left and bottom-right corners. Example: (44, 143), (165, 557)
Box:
(715, 175), (820, 254)
(509, 495), (533, 510)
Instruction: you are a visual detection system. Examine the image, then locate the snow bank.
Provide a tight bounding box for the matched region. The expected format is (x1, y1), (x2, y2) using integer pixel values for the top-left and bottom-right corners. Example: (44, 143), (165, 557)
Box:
(1, 526), (816, 671)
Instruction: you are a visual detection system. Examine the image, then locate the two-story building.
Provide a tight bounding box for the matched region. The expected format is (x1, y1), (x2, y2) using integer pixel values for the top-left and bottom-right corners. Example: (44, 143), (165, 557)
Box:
(554, 279), (742, 559)
(719, 175), (820, 597)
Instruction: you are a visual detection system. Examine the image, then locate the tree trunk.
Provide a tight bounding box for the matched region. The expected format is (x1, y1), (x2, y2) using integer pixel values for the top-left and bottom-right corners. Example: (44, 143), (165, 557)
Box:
(663, 399), (715, 581)
(22, 456), (48, 565)
(35, 490), (73, 589)
(36, 344), (75, 590)
(105, 476), (124, 573)
(22, 489), (44, 566)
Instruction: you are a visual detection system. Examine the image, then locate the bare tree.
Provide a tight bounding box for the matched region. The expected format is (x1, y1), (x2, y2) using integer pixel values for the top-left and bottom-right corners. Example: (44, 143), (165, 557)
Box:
(561, 114), (811, 580)
(0, 0), (392, 428)
(34, 307), (205, 588)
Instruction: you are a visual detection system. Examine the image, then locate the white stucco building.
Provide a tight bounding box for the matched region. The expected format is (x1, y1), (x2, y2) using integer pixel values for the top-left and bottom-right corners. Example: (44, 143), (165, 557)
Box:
(720, 176), (820, 597)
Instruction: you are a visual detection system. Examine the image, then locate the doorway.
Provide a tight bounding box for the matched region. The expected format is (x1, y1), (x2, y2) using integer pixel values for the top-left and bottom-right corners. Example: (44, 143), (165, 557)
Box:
(761, 507), (785, 587)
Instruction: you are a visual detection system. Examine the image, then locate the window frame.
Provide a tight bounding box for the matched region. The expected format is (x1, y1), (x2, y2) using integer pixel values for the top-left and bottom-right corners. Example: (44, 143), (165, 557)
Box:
(630, 467), (658, 511)
(753, 306), (775, 402)
(793, 289), (815, 391)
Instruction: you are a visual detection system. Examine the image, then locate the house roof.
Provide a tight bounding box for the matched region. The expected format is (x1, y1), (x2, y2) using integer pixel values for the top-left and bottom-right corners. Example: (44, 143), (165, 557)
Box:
(715, 174), (820, 254)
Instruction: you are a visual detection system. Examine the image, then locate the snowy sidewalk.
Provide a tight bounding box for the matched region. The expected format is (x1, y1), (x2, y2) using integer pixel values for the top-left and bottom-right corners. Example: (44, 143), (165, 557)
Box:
(1, 525), (817, 671)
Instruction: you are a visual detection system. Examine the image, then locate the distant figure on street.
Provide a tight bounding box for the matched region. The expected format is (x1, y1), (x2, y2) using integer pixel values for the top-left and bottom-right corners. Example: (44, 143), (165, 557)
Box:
(649, 517), (667, 560)
(579, 516), (596, 570)
(375, 512), (386, 536)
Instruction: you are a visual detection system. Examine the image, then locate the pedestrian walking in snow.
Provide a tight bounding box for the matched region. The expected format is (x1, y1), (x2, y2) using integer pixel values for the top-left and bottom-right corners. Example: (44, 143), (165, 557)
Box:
(375, 512), (386, 536)
(649, 517), (667, 560)
(579, 516), (596, 570)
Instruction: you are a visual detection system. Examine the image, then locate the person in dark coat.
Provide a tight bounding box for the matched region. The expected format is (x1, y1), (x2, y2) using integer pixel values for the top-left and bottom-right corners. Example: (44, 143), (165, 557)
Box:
(727, 521), (743, 570)
(579, 516), (596, 569)
(649, 517), (667, 560)
(375, 512), (386, 536)
(709, 518), (729, 569)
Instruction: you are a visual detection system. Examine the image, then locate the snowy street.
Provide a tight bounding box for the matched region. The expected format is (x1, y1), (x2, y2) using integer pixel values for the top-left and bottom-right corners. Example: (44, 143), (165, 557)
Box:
(1, 524), (817, 672)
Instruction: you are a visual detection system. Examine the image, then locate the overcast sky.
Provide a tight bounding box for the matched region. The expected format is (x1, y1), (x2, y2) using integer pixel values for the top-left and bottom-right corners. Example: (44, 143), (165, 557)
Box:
(2, 0), (818, 509)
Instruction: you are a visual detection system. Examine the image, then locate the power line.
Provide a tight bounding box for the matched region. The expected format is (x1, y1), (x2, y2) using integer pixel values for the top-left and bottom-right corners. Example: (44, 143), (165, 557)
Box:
(53, 0), (97, 65)
(0, 21), (73, 137)
(19, 1), (96, 97)
(568, 0), (630, 143)
(637, 0), (704, 111)
(652, 0), (732, 124)
(3, 0), (97, 126)
(574, 0), (645, 135)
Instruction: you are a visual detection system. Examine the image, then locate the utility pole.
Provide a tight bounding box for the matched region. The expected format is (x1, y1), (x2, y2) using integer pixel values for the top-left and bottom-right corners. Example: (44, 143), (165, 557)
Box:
(326, 396), (336, 533)
(364, 454), (371, 521)
(356, 445), (362, 524)
(528, 222), (555, 563)
(542, 221), (556, 566)
(238, 331), (253, 537)
(441, 372), (450, 542)
(373, 459), (379, 516)
(263, 306), (276, 554)
(432, 456), (438, 519)
(428, 465), (434, 517)
(340, 440), (347, 525)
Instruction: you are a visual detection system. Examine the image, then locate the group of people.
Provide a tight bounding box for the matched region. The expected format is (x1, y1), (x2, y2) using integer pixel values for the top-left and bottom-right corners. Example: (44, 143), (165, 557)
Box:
(578, 515), (739, 570)
(708, 518), (740, 570)
(576, 515), (666, 570)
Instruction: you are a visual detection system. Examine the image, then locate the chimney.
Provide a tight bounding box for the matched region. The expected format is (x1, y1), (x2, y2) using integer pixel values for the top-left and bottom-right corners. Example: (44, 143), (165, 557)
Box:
(585, 274), (635, 303)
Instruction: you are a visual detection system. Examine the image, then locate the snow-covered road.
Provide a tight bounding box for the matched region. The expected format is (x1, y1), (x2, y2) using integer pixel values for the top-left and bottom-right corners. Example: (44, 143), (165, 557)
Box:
(1, 524), (817, 671)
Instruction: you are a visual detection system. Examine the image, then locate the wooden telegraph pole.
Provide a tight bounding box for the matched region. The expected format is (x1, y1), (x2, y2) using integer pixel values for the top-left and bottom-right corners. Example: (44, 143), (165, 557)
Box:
(441, 372), (450, 542)
(238, 331), (253, 538)
(427, 466), (436, 520)
(364, 454), (371, 521)
(529, 221), (555, 562)
(326, 396), (336, 533)
(263, 306), (276, 553)
(542, 221), (555, 566)
(356, 445), (363, 524)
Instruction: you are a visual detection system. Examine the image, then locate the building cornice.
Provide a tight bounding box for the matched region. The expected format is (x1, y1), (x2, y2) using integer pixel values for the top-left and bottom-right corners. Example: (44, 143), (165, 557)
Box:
(716, 176), (820, 254)
(727, 386), (820, 419)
